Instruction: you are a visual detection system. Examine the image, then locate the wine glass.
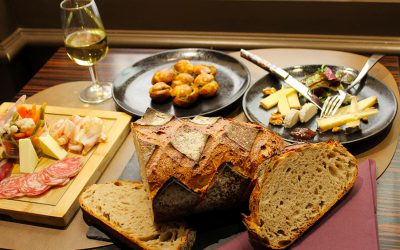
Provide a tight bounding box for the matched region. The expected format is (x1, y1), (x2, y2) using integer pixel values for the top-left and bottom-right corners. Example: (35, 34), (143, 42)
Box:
(60, 0), (112, 103)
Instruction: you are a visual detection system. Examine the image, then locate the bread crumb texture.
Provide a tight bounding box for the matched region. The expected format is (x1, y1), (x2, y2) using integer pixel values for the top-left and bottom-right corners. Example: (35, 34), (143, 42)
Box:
(247, 141), (357, 249)
(80, 181), (194, 250)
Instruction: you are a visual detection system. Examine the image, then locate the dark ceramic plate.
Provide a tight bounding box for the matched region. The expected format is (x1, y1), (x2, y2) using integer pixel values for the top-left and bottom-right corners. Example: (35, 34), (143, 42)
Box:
(113, 48), (250, 118)
(243, 65), (397, 145)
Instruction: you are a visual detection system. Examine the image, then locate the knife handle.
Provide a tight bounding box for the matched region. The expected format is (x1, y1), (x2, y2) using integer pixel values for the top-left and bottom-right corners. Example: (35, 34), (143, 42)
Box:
(240, 49), (289, 79)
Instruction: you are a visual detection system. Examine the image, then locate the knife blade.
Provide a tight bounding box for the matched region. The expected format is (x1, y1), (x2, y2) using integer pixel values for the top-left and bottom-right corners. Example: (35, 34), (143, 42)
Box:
(283, 75), (323, 109)
(240, 49), (323, 110)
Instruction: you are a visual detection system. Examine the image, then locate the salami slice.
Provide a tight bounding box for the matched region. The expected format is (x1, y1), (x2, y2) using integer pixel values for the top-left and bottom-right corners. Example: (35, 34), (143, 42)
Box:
(19, 173), (50, 196)
(0, 159), (14, 182)
(57, 177), (71, 186)
(0, 156), (83, 199)
(36, 169), (68, 186)
(0, 175), (24, 199)
(46, 156), (84, 179)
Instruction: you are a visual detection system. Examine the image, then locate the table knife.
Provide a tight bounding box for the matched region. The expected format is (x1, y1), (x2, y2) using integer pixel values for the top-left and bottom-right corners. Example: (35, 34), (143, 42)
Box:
(240, 49), (323, 110)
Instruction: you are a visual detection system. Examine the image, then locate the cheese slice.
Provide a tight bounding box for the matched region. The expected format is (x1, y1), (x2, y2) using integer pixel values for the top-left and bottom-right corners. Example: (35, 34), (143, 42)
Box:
(287, 92), (301, 110)
(336, 96), (377, 115)
(0, 146), (4, 158)
(260, 88), (296, 110)
(19, 138), (39, 173)
(283, 109), (300, 128)
(345, 120), (361, 134)
(277, 93), (291, 116)
(317, 108), (378, 132)
(39, 134), (67, 160)
(299, 103), (318, 123)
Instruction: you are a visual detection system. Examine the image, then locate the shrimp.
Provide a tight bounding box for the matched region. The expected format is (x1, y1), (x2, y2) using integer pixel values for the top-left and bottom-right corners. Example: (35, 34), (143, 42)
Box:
(49, 115), (107, 155)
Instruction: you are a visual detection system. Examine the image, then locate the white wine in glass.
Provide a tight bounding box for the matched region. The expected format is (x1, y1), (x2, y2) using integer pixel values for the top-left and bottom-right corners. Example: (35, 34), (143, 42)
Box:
(60, 0), (112, 103)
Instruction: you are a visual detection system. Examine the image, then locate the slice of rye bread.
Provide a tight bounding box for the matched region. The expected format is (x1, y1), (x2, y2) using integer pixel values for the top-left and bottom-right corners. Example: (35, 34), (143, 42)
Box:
(79, 181), (196, 250)
(243, 140), (358, 249)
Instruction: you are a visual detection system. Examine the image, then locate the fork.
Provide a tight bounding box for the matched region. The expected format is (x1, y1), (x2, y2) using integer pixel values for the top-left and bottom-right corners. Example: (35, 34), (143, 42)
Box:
(320, 54), (384, 118)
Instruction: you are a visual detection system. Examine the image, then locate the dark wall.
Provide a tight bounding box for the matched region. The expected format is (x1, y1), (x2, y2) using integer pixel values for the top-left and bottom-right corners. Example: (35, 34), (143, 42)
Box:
(7, 0), (400, 36)
(1, 0), (400, 102)
(0, 0), (17, 40)
(0, 46), (58, 102)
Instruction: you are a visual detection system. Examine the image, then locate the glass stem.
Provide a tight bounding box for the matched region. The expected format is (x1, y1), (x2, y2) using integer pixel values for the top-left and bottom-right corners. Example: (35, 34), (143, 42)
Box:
(88, 65), (100, 88)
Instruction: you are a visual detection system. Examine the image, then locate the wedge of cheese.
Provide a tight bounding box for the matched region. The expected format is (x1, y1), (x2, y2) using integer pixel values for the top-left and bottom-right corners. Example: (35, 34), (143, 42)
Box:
(277, 94), (291, 116)
(345, 120), (361, 134)
(283, 109), (300, 128)
(19, 138), (38, 173)
(299, 103), (318, 123)
(260, 88), (296, 110)
(336, 96), (377, 115)
(317, 108), (378, 132)
(39, 134), (67, 160)
(0, 146), (4, 158)
(343, 96), (362, 134)
(287, 92), (301, 110)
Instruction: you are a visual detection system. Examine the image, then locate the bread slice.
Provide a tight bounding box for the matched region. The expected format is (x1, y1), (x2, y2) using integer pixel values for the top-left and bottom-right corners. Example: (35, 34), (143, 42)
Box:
(79, 181), (196, 250)
(244, 140), (358, 249)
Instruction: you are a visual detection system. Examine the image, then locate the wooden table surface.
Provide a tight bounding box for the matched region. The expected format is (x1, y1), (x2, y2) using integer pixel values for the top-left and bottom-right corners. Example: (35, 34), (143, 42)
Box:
(15, 48), (400, 249)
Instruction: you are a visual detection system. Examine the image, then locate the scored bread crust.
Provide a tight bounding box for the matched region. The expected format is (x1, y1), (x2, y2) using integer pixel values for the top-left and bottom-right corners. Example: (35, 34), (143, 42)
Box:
(243, 140), (358, 249)
(131, 108), (286, 221)
(79, 181), (196, 250)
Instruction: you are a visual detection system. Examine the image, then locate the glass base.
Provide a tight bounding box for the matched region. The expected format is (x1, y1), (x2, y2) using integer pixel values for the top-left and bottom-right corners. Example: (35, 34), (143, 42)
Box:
(80, 82), (112, 104)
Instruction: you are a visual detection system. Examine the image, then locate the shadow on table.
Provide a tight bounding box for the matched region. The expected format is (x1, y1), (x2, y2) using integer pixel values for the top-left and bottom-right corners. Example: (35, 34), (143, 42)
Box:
(345, 124), (391, 155)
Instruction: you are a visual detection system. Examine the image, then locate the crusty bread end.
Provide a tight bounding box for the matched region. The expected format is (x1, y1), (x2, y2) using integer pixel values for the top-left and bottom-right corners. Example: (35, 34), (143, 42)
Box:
(244, 140), (358, 249)
(79, 181), (196, 250)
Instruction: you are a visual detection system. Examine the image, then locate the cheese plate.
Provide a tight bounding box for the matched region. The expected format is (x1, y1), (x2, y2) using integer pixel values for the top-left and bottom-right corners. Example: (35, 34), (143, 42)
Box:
(0, 103), (131, 227)
(242, 64), (397, 145)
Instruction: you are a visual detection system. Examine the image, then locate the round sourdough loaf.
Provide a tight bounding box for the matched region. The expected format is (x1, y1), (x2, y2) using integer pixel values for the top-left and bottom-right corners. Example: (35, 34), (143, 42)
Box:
(131, 108), (286, 221)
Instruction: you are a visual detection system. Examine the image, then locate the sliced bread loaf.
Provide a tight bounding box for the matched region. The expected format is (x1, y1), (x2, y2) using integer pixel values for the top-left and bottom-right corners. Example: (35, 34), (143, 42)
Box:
(132, 109), (286, 221)
(79, 181), (196, 250)
(131, 108), (286, 221)
(244, 140), (358, 249)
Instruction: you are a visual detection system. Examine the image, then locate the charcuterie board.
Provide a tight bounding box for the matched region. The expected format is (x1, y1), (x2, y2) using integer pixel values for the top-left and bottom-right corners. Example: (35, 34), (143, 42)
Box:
(0, 103), (131, 227)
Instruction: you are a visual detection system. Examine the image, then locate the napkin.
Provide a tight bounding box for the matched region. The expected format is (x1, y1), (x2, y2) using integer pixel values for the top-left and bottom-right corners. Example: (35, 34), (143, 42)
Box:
(217, 159), (379, 250)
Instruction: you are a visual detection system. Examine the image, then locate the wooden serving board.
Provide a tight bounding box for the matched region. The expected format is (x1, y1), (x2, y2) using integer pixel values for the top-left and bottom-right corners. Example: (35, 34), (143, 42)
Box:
(0, 103), (131, 227)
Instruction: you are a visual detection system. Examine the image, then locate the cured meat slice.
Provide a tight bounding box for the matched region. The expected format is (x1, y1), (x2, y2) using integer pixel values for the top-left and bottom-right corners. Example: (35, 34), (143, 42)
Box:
(36, 169), (68, 186)
(57, 177), (71, 186)
(0, 156), (83, 199)
(46, 156), (84, 179)
(0, 159), (14, 182)
(19, 173), (50, 196)
(0, 175), (24, 199)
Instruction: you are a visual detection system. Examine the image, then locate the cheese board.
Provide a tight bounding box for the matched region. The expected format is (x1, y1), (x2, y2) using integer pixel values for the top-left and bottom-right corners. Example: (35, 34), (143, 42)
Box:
(0, 102), (131, 227)
(242, 64), (397, 145)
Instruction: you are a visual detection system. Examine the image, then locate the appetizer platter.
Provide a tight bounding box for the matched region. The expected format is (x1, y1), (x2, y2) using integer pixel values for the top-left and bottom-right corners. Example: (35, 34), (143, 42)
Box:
(243, 64), (397, 144)
(113, 48), (250, 118)
(0, 99), (131, 227)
